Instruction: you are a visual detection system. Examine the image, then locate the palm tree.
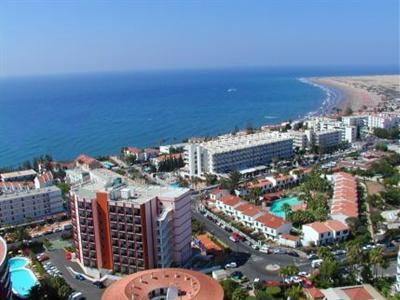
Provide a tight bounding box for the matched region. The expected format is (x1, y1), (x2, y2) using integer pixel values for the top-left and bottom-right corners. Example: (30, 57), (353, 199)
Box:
(282, 203), (292, 220)
(287, 285), (303, 300)
(369, 246), (384, 279)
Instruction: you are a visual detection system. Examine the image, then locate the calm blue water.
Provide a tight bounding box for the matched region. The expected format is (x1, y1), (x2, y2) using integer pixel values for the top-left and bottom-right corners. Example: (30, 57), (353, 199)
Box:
(270, 197), (301, 219)
(9, 257), (29, 271)
(9, 257), (38, 298)
(0, 66), (397, 167)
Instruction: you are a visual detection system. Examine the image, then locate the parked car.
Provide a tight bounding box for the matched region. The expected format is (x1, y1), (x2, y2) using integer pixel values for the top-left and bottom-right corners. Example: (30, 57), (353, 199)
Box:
(260, 245), (270, 254)
(287, 251), (299, 257)
(68, 292), (85, 300)
(75, 274), (85, 281)
(311, 259), (323, 268)
(333, 249), (346, 256)
(93, 281), (104, 288)
(225, 262), (237, 269)
(273, 248), (286, 254)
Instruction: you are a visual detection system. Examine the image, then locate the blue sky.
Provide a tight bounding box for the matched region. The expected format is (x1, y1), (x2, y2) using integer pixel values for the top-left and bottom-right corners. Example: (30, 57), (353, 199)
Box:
(1, 1), (399, 77)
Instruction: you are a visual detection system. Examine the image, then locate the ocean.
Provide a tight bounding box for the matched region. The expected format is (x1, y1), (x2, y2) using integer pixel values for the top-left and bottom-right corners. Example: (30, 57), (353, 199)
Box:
(0, 66), (397, 167)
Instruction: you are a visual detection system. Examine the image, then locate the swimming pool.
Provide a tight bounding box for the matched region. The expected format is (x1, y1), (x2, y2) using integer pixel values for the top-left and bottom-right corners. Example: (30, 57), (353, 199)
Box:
(270, 197), (301, 219)
(9, 257), (29, 271)
(9, 257), (38, 298)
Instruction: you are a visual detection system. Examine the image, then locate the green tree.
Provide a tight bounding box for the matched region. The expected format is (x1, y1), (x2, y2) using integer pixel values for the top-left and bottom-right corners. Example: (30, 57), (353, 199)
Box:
(282, 203), (292, 220)
(221, 279), (239, 300)
(232, 288), (248, 300)
(369, 246), (384, 279)
(228, 171), (241, 194)
(286, 285), (303, 300)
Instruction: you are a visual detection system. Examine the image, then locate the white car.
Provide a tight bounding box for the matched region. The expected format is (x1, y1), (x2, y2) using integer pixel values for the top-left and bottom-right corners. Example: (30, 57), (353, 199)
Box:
(290, 276), (302, 284)
(225, 262), (237, 269)
(260, 246), (270, 254)
(298, 271), (310, 277)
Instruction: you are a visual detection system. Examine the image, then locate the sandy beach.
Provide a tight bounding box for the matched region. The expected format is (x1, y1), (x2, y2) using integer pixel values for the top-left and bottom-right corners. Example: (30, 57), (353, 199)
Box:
(310, 75), (400, 114)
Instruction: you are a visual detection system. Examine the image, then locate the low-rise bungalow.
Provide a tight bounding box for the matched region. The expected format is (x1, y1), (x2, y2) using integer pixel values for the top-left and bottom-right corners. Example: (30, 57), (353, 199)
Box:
(34, 171), (54, 189)
(255, 213), (292, 240)
(151, 153), (182, 170)
(302, 220), (349, 246)
(216, 195), (291, 240)
(331, 172), (358, 223)
(278, 234), (300, 248)
(123, 147), (143, 160)
(75, 154), (102, 170)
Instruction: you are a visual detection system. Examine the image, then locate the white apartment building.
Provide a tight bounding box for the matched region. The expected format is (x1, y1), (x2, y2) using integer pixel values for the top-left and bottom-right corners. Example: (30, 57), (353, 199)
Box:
(368, 113), (400, 131)
(306, 129), (342, 153)
(185, 132), (293, 177)
(302, 220), (349, 246)
(344, 126), (357, 143)
(0, 186), (64, 225)
(288, 131), (308, 150)
(342, 115), (368, 127)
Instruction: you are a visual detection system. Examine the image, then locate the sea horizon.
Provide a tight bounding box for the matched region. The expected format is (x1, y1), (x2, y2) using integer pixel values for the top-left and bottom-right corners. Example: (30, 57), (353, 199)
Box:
(1, 65), (399, 168)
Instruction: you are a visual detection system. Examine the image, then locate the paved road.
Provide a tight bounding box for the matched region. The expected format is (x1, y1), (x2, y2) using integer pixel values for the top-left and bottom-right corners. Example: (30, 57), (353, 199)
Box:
(47, 249), (104, 300)
(193, 211), (312, 281)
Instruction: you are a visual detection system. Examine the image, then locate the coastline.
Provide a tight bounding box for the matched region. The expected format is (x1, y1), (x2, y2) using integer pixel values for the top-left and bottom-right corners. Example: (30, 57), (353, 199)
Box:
(306, 75), (400, 115)
(298, 78), (344, 117)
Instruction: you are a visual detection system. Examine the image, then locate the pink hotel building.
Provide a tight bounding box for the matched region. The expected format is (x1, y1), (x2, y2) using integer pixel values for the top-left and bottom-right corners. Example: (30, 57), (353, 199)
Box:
(68, 169), (192, 275)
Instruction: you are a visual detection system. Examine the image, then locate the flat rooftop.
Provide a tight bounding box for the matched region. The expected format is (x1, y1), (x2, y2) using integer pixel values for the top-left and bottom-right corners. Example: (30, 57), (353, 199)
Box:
(200, 132), (292, 154)
(0, 185), (60, 201)
(1, 169), (37, 180)
(71, 168), (190, 204)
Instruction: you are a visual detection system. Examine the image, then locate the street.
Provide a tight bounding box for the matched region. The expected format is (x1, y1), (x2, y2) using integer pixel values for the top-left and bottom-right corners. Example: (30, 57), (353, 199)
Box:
(193, 211), (312, 281)
(47, 249), (104, 300)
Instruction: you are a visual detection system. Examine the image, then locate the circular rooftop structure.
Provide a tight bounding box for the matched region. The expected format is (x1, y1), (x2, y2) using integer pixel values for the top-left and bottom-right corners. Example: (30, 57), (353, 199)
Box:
(101, 268), (224, 300)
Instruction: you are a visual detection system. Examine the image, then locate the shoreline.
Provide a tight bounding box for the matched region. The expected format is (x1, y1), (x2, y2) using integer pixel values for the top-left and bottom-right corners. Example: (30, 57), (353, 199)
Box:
(298, 78), (345, 117)
(306, 74), (400, 115)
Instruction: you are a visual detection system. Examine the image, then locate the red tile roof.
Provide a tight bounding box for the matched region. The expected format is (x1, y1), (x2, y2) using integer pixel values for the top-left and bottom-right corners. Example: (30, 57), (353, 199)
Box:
(220, 195), (241, 207)
(331, 172), (358, 219)
(196, 234), (222, 253)
(280, 234), (299, 241)
(37, 171), (53, 185)
(304, 287), (324, 299)
(154, 153), (182, 162)
(236, 203), (264, 217)
(126, 147), (141, 154)
(256, 213), (288, 229)
(324, 219), (349, 232)
(343, 287), (373, 300)
(306, 222), (331, 234)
